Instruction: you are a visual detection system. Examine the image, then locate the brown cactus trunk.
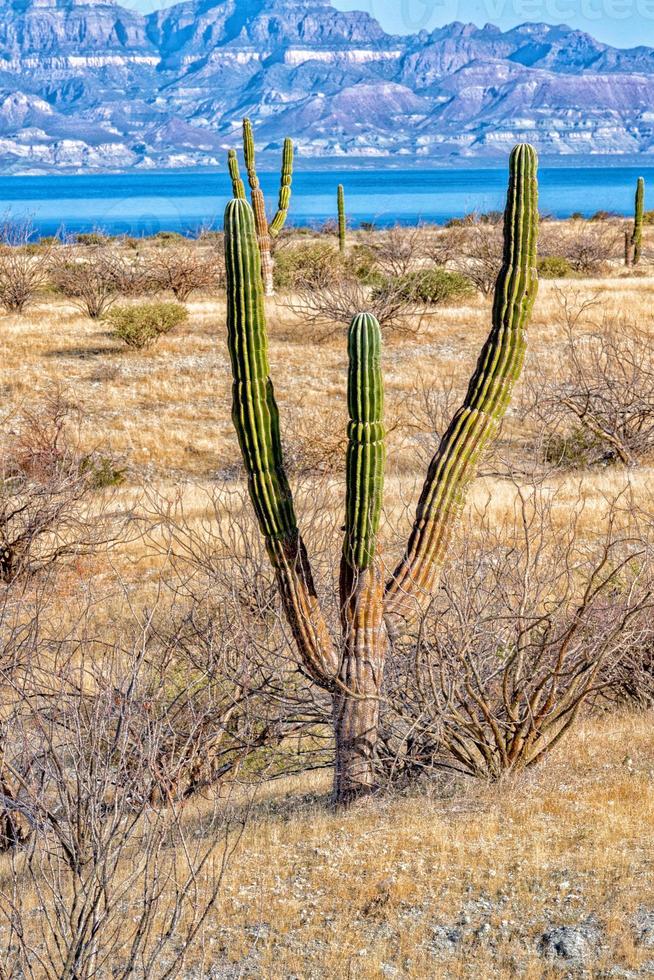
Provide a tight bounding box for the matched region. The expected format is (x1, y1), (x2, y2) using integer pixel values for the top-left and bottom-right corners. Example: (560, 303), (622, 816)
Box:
(333, 564), (386, 805)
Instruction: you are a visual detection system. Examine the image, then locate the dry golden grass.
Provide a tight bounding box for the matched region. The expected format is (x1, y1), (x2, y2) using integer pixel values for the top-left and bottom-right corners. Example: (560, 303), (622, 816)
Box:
(3, 250), (654, 977)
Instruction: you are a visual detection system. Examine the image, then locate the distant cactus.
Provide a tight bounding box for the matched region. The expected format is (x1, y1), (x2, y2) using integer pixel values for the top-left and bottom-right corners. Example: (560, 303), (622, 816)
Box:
(228, 119), (294, 296)
(631, 176), (645, 266)
(337, 184), (346, 255)
(223, 143), (539, 804)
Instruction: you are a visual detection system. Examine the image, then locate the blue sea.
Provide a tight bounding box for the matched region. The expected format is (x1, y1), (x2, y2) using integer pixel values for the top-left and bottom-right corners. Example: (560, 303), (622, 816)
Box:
(1, 165), (652, 236)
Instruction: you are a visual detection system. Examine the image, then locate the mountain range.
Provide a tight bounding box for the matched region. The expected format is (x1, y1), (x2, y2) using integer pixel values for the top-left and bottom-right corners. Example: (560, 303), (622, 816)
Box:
(3, 0), (654, 172)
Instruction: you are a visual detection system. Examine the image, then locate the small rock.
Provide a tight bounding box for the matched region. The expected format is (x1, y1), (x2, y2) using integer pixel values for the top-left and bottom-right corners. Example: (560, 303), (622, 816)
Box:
(538, 923), (601, 966)
(429, 924), (463, 952)
(635, 909), (654, 949)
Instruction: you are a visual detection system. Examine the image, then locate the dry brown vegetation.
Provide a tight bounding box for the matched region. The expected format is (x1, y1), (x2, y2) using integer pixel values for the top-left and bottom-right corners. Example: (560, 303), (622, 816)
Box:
(1, 216), (654, 976)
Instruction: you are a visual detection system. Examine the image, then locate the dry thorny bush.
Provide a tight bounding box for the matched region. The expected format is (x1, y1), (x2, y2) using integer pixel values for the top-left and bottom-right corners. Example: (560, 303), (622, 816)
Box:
(529, 289), (654, 467)
(0, 220), (54, 315)
(378, 480), (654, 784)
(0, 391), (125, 585)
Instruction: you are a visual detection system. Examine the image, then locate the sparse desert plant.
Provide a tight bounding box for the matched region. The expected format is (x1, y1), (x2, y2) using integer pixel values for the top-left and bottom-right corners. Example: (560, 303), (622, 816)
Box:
(273, 242), (342, 291)
(107, 301), (188, 349)
(223, 144), (539, 804)
(50, 244), (141, 318)
(289, 270), (425, 335)
(377, 267), (474, 305)
(364, 222), (428, 278)
(378, 483), (654, 782)
(149, 238), (222, 300)
(228, 117), (293, 296)
(543, 219), (622, 274)
(450, 217), (504, 295)
(0, 218), (54, 313)
(0, 390), (123, 584)
(533, 295), (654, 467)
(538, 255), (573, 278)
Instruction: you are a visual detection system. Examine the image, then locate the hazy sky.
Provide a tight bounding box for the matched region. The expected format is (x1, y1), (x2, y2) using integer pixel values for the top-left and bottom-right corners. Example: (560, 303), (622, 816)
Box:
(331, 0), (654, 48)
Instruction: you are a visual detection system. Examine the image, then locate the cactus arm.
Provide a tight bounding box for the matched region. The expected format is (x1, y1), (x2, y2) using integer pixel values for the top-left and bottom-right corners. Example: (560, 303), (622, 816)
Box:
(384, 143), (539, 634)
(224, 197), (338, 687)
(337, 185), (346, 255)
(632, 176), (645, 266)
(242, 117), (275, 295)
(342, 313), (385, 572)
(336, 312), (386, 803)
(269, 138), (294, 239)
(228, 150), (246, 200)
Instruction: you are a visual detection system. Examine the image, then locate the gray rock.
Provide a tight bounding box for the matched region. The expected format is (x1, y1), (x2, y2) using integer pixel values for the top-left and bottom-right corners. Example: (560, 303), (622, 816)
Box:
(635, 909), (654, 949)
(538, 923), (601, 966)
(429, 924), (463, 952)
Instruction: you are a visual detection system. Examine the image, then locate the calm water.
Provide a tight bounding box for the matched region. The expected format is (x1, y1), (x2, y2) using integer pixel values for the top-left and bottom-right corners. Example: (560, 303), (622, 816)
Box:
(1, 165), (653, 236)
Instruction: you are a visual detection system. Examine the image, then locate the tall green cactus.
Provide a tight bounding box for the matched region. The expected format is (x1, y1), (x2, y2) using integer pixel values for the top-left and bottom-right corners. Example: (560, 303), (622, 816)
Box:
(385, 144), (538, 632)
(229, 118), (294, 296)
(631, 176), (645, 266)
(223, 144), (539, 805)
(224, 197), (337, 685)
(337, 184), (346, 255)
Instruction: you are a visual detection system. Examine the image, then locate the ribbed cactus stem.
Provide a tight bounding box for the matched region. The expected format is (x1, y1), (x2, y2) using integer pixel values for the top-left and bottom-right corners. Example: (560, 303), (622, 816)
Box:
(632, 176), (645, 266)
(269, 138), (294, 238)
(224, 197), (337, 686)
(242, 118), (259, 191)
(228, 150), (246, 200)
(338, 184), (346, 255)
(384, 143), (539, 632)
(336, 311), (386, 803)
(343, 313), (385, 571)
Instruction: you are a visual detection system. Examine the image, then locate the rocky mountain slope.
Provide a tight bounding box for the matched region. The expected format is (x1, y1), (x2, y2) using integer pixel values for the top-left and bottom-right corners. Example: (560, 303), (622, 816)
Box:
(3, 0), (654, 172)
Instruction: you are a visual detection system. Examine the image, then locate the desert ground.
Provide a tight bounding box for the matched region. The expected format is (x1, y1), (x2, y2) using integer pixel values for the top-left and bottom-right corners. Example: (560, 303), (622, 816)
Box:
(1, 217), (653, 977)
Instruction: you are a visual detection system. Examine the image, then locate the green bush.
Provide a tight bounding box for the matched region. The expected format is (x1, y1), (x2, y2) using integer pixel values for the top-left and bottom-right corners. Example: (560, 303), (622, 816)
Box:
(75, 232), (108, 246)
(376, 268), (475, 306)
(107, 301), (188, 350)
(345, 244), (384, 286)
(538, 256), (573, 279)
(273, 243), (341, 291)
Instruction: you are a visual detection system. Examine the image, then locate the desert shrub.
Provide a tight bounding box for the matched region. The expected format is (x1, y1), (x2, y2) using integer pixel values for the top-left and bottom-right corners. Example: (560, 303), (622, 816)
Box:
(378, 482), (653, 783)
(0, 390), (122, 584)
(107, 301), (188, 349)
(0, 218), (54, 313)
(75, 231), (109, 246)
(541, 220), (622, 274)
(538, 255), (573, 279)
(345, 244), (383, 286)
(532, 294), (654, 467)
(273, 242), (341, 291)
(50, 244), (149, 318)
(380, 268), (474, 305)
(449, 219), (504, 295)
(364, 223), (429, 278)
(149, 239), (222, 300)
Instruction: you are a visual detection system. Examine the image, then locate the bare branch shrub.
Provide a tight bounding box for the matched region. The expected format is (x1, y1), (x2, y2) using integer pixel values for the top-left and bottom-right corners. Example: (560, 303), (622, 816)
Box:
(450, 219), (503, 295)
(0, 219), (54, 314)
(531, 293), (654, 467)
(50, 245), (147, 319)
(363, 223), (429, 278)
(149, 238), (223, 301)
(540, 219), (623, 274)
(378, 483), (653, 783)
(287, 272), (426, 335)
(0, 390), (124, 584)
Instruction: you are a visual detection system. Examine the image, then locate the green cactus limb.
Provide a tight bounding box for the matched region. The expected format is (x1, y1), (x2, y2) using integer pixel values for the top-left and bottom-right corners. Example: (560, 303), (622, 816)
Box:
(224, 197), (338, 687)
(269, 138), (294, 238)
(239, 118), (293, 294)
(343, 313), (385, 572)
(228, 150), (246, 200)
(337, 184), (346, 255)
(384, 143), (539, 634)
(335, 311), (386, 802)
(631, 176), (645, 266)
